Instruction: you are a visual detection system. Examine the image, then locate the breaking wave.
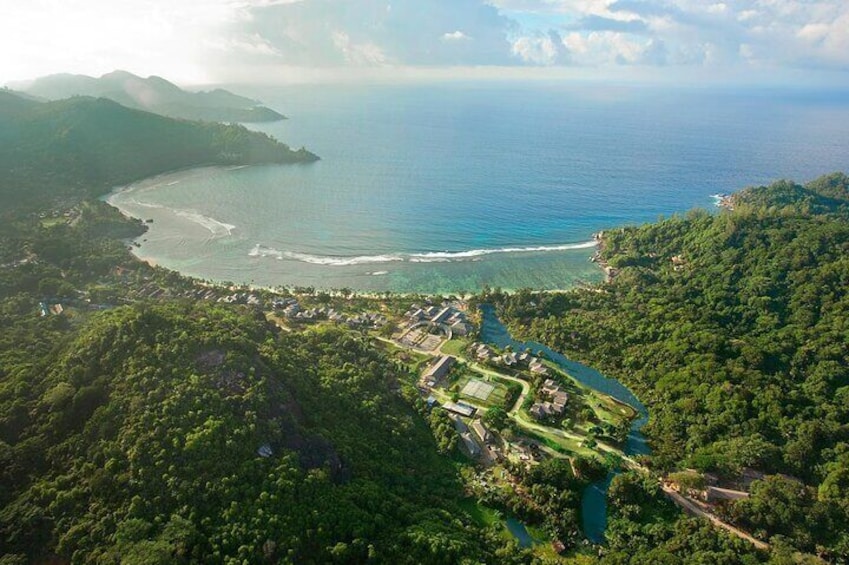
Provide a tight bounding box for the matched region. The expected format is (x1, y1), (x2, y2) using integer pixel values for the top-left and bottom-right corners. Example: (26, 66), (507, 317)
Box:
(408, 242), (597, 262)
(249, 240), (597, 266)
(118, 199), (235, 236)
(172, 211), (236, 236)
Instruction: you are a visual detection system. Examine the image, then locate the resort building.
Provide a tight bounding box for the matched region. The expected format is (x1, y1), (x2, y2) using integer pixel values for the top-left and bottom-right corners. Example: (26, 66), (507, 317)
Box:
(530, 379), (569, 421)
(442, 401), (476, 418)
(404, 302), (472, 335)
(423, 355), (455, 387)
(460, 432), (481, 457)
(471, 419), (491, 444)
(529, 360), (548, 375)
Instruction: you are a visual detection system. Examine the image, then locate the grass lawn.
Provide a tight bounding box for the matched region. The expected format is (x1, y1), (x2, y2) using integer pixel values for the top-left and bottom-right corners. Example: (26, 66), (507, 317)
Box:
(371, 338), (432, 374)
(458, 498), (502, 528)
(526, 524), (550, 545)
(458, 499), (551, 548)
(440, 338), (470, 356)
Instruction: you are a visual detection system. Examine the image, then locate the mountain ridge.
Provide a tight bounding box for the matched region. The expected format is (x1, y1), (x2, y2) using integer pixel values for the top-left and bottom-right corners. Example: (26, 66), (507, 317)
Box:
(13, 70), (286, 123)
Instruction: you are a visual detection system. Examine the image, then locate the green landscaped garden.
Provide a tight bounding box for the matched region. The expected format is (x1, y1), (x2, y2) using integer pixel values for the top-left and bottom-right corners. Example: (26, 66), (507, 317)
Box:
(440, 337), (470, 356)
(537, 364), (636, 435)
(458, 498), (501, 529)
(371, 338), (432, 374)
(458, 499), (547, 549)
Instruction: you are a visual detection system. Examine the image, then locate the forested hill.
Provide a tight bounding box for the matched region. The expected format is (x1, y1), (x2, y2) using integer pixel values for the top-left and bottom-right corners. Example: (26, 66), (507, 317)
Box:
(0, 89), (505, 564)
(732, 172), (849, 213)
(0, 303), (497, 564)
(0, 91), (317, 212)
(490, 173), (849, 559)
(0, 89), (41, 117)
(18, 70), (286, 123)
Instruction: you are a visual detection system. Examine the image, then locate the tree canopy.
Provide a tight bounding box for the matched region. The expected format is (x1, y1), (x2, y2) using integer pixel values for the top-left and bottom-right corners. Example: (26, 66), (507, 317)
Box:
(490, 173), (849, 559)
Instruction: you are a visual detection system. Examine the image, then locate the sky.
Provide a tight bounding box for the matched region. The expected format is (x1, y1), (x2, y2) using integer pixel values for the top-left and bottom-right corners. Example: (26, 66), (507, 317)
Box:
(2, 0), (849, 86)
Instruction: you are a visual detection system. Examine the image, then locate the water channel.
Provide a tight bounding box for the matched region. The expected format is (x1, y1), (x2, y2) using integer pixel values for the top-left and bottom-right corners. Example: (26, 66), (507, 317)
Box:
(479, 304), (651, 543)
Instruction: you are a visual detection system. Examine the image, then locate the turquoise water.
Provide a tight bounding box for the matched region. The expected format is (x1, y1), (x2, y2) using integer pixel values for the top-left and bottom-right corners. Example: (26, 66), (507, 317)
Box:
(108, 83), (849, 293)
(504, 517), (534, 548)
(479, 305), (649, 544)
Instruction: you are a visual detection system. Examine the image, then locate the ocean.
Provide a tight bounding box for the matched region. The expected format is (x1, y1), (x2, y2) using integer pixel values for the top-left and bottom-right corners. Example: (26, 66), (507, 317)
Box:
(107, 82), (849, 294)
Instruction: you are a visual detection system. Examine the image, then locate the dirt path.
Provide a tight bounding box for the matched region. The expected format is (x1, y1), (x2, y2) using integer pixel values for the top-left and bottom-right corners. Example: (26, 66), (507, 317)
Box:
(661, 484), (769, 550)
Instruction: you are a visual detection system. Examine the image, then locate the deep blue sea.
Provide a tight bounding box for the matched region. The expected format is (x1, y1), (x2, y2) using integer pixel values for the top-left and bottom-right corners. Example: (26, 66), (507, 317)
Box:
(108, 82), (849, 293)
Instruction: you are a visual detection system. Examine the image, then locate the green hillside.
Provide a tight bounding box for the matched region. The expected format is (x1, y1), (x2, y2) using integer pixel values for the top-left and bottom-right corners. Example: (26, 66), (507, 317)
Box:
(490, 173), (849, 560)
(0, 304), (497, 564)
(731, 173), (849, 213)
(0, 89), (41, 117)
(0, 92), (316, 212)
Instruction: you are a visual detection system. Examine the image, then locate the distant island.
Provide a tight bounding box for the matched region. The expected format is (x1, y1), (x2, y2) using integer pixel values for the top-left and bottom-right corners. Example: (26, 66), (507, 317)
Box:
(10, 70), (287, 123)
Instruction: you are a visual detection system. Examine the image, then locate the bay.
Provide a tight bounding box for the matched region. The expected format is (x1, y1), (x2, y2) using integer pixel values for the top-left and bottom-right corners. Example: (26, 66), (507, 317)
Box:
(107, 82), (849, 293)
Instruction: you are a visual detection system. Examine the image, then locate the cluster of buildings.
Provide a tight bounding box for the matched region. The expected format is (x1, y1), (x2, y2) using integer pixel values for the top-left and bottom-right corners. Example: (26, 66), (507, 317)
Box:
(404, 302), (473, 336)
(530, 379), (569, 421)
(277, 299), (387, 329)
(470, 343), (549, 375)
(470, 343), (495, 361)
(218, 291), (263, 305)
(450, 412), (494, 460)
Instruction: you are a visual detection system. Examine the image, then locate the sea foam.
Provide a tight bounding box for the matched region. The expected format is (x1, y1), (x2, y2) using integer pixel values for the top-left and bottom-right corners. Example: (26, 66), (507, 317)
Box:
(408, 241), (598, 262)
(173, 211), (236, 236)
(127, 200), (236, 237)
(249, 241), (598, 266)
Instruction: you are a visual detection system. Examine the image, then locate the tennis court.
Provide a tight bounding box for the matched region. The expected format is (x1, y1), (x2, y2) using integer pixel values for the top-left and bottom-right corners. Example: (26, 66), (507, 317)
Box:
(462, 379), (494, 401)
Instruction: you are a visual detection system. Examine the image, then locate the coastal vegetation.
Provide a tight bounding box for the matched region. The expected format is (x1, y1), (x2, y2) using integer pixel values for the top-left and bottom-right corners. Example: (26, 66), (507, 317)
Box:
(489, 173), (849, 560)
(1, 81), (847, 562)
(0, 90), (316, 212)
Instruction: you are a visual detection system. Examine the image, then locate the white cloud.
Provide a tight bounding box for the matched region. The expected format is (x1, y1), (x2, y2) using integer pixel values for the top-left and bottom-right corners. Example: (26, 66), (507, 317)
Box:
(563, 31), (644, 65)
(2, 0), (849, 85)
(605, 0), (849, 69)
(229, 0), (516, 67)
(332, 31), (390, 65)
(0, 0), (269, 83)
(442, 31), (471, 41)
(512, 30), (569, 65)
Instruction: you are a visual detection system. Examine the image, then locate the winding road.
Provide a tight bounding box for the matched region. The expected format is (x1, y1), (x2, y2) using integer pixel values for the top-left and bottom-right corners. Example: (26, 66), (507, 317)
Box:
(660, 485), (769, 550)
(400, 333), (762, 550)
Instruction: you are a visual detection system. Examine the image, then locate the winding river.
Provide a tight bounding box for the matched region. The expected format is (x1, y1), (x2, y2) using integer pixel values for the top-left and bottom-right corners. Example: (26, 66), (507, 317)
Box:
(479, 305), (651, 543)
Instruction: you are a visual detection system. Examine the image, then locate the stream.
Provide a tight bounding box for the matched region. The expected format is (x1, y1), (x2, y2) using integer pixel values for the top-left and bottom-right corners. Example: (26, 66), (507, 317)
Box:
(479, 305), (650, 544)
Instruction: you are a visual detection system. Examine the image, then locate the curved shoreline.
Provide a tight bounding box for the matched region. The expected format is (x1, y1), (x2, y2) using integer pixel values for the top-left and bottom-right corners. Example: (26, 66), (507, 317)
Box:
(104, 167), (608, 295)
